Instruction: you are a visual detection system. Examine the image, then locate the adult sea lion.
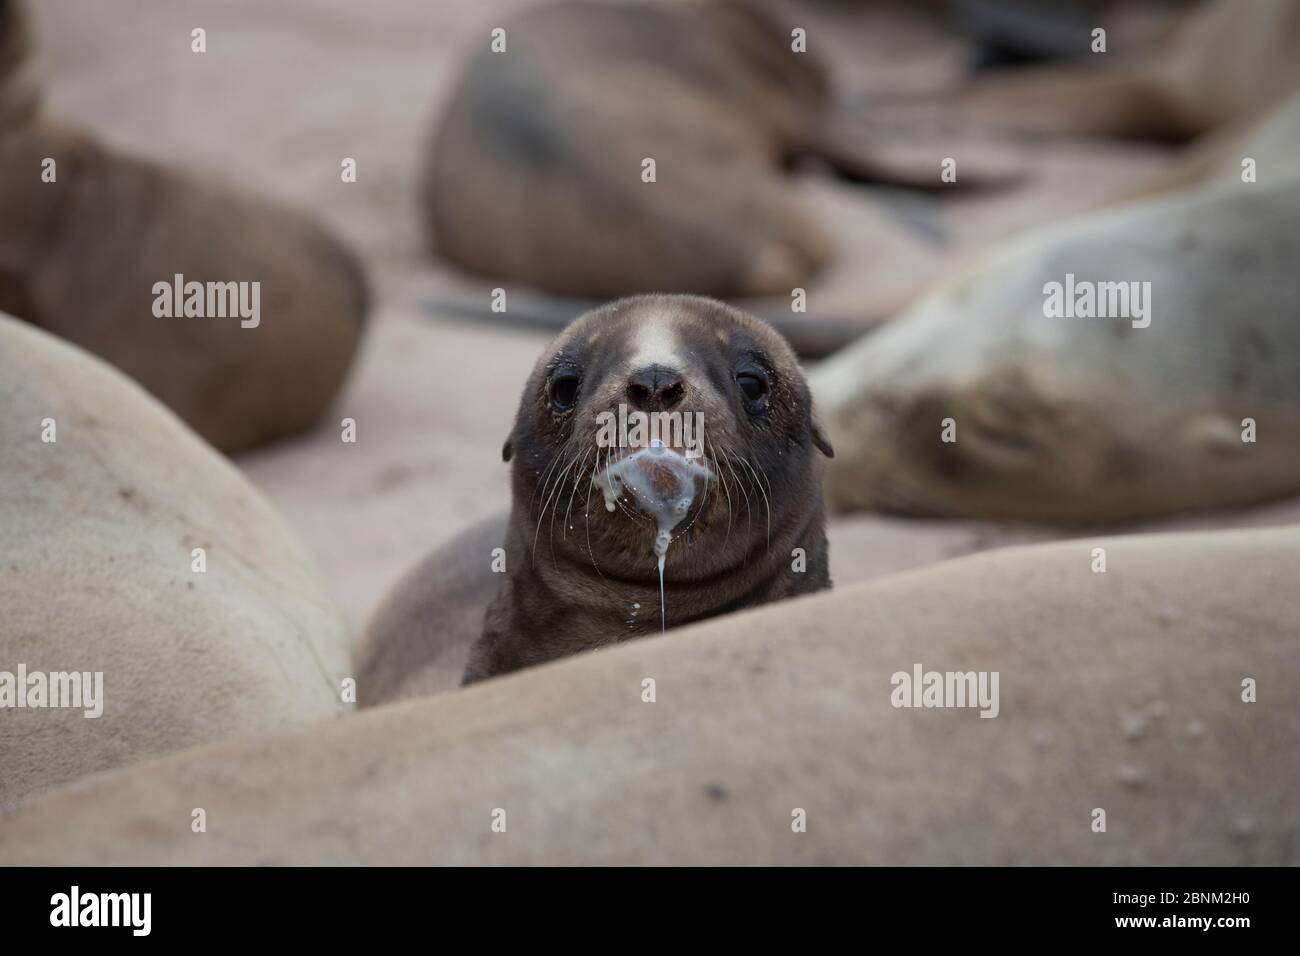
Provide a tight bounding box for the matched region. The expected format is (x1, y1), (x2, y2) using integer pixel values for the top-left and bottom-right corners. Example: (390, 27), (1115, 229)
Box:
(812, 166), (1300, 524)
(0, 313), (351, 813)
(0, 0), (368, 452)
(421, 0), (955, 299)
(357, 294), (834, 695)
(3, 524), (1293, 864)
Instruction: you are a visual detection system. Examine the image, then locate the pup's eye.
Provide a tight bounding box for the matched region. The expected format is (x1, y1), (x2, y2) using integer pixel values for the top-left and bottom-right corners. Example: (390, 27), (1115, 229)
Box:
(736, 371), (768, 402)
(550, 374), (581, 411)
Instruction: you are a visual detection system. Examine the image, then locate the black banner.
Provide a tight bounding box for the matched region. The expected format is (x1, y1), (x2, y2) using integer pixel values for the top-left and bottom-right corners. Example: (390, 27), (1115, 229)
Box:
(0, 867), (1287, 941)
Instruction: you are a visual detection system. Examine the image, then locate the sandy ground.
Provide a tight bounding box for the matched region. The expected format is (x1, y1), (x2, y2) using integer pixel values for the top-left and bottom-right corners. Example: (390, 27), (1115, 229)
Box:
(33, 0), (1300, 631)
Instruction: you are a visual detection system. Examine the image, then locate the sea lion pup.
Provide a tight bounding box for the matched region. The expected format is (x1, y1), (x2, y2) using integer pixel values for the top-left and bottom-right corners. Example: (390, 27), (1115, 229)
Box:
(356, 514), (509, 703)
(421, 0), (951, 300)
(812, 169), (1300, 524)
(958, 0), (1300, 141)
(360, 295), (834, 694)
(0, 0), (367, 452)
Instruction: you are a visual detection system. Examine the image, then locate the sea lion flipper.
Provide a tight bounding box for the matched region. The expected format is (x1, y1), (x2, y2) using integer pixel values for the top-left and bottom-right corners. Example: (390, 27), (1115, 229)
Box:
(809, 108), (1026, 192)
(958, 62), (1195, 141)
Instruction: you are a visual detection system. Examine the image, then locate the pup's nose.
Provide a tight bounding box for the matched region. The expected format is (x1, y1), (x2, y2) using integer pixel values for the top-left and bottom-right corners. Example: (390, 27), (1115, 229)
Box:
(626, 364), (685, 411)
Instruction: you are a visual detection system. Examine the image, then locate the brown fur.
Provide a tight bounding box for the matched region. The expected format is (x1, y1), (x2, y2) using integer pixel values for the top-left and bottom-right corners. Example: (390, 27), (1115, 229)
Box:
(465, 295), (834, 682)
(355, 514), (509, 704)
(360, 295), (834, 695)
(421, 0), (938, 299)
(0, 1), (368, 452)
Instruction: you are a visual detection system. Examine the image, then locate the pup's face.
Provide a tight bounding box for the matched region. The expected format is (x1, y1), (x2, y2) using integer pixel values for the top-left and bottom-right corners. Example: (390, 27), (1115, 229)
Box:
(505, 295), (832, 580)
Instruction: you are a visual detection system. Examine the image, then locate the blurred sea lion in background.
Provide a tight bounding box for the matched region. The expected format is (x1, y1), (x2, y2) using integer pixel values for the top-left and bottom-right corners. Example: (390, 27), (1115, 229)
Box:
(812, 158), (1300, 524)
(1117, 86), (1300, 201)
(4, 524), (1294, 864)
(0, 0), (368, 453)
(0, 0), (35, 125)
(946, 0), (1119, 70)
(422, 0), (964, 300)
(960, 0), (1300, 140)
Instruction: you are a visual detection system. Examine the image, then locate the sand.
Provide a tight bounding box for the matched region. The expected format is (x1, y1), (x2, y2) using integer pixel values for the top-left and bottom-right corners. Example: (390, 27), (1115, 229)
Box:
(30, 0), (1300, 631)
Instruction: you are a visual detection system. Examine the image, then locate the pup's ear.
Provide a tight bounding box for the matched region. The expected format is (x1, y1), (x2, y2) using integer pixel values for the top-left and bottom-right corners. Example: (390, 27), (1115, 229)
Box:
(502, 436), (514, 463)
(811, 411), (834, 458)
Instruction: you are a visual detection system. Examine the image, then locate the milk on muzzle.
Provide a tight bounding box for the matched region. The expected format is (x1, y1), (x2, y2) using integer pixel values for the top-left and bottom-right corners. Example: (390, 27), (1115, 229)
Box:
(591, 440), (713, 632)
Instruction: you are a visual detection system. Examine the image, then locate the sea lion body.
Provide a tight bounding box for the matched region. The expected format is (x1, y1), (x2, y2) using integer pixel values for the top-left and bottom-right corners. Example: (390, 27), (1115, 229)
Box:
(5, 525), (1295, 865)
(354, 514), (508, 704)
(0, 1), (368, 452)
(422, 0), (875, 298)
(0, 314), (351, 812)
(1135, 86), (1300, 197)
(359, 295), (834, 694)
(813, 167), (1300, 524)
